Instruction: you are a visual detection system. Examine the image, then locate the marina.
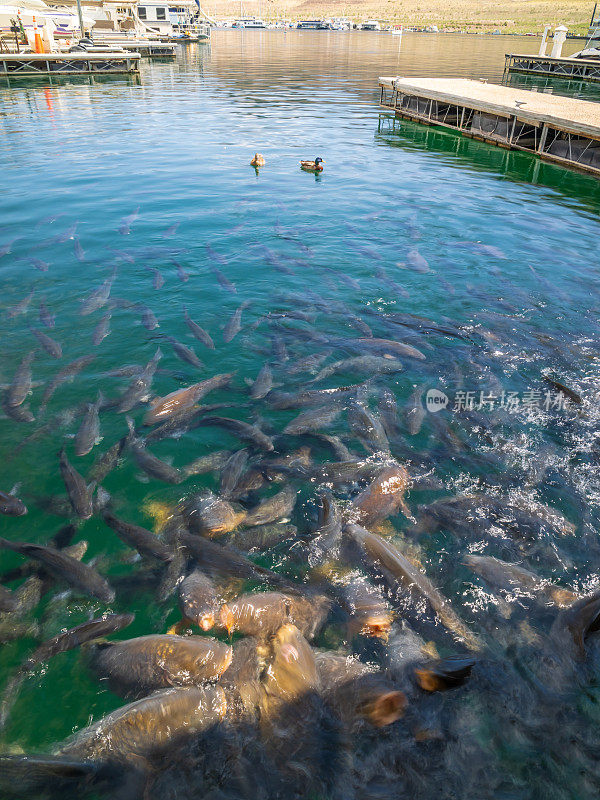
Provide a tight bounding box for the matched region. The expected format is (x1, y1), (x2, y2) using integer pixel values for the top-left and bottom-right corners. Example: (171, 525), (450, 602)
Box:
(379, 76), (600, 175)
(0, 0), (210, 56)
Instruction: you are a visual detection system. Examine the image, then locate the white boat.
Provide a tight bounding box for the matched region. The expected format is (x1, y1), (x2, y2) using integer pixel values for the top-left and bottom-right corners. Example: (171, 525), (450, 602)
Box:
(391, 25), (403, 35)
(361, 19), (381, 31)
(296, 19), (332, 29)
(0, 0), (93, 40)
(123, 0), (210, 38)
(331, 17), (352, 30)
(233, 16), (267, 28)
(168, 2), (211, 40)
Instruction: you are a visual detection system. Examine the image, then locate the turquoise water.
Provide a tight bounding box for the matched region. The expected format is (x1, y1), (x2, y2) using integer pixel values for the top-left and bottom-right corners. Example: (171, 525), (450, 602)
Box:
(1, 30), (600, 797)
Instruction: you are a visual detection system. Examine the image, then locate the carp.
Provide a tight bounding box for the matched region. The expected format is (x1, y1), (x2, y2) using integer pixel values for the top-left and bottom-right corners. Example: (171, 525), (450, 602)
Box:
(249, 363), (273, 399)
(74, 393), (103, 457)
(261, 624), (319, 705)
(184, 491), (246, 537)
(90, 634), (232, 693)
(314, 650), (406, 727)
(6, 350), (35, 408)
(345, 524), (479, 650)
(223, 300), (251, 343)
(178, 570), (219, 631)
(39, 355), (95, 414)
(115, 348), (162, 414)
(284, 405), (341, 436)
(227, 523), (297, 552)
(218, 591), (330, 639)
(183, 306), (215, 349)
(0, 538), (114, 604)
(464, 554), (579, 608)
(219, 449), (249, 499)
(102, 512), (173, 562)
(59, 448), (93, 519)
(31, 328), (62, 359)
(195, 416), (274, 452)
(59, 685), (227, 762)
(126, 422), (182, 484)
(143, 372), (235, 425)
(414, 656), (476, 692)
(0, 489), (27, 516)
(348, 465), (411, 526)
(342, 578), (393, 640)
(347, 404), (390, 455)
(244, 485), (297, 527)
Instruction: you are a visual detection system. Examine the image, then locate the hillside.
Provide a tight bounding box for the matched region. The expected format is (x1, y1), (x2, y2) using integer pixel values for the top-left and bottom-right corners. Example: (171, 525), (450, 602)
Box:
(205, 0), (594, 34)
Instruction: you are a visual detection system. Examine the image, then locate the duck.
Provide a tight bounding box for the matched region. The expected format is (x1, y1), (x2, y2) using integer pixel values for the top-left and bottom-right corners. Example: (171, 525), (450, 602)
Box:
(300, 157), (325, 172)
(250, 153), (266, 167)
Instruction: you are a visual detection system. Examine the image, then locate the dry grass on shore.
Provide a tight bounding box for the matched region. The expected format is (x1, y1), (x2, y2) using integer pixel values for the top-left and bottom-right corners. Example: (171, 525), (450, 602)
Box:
(208, 0), (594, 34)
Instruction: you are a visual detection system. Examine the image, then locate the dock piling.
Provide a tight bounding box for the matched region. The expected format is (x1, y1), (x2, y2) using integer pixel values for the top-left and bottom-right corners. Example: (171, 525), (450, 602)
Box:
(539, 25), (551, 56)
(550, 25), (568, 58)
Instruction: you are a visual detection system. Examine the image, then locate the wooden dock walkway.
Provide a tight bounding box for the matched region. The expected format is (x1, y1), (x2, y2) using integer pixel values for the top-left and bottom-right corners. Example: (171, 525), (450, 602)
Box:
(504, 53), (600, 83)
(91, 37), (177, 57)
(379, 77), (600, 177)
(109, 41), (176, 57)
(0, 52), (141, 77)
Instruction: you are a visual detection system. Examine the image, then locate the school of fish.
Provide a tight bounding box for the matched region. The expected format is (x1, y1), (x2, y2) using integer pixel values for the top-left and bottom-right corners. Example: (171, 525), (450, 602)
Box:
(0, 208), (599, 800)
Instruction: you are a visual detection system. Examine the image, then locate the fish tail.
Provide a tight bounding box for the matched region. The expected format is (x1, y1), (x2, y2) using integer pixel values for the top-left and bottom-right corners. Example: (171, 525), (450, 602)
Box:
(0, 672), (26, 731)
(0, 537), (19, 552)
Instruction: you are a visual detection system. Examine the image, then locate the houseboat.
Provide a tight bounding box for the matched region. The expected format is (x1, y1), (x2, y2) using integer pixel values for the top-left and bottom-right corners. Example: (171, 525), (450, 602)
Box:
(135, 1), (209, 38)
(296, 19), (332, 29)
(232, 16), (267, 27)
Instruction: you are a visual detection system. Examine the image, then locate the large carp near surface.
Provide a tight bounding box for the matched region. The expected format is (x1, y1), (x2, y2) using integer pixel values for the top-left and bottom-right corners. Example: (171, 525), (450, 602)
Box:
(0, 28), (600, 799)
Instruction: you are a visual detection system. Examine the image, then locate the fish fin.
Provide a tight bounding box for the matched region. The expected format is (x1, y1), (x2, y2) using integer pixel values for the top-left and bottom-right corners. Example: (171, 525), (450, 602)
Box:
(86, 638), (112, 649)
(399, 500), (416, 524)
(94, 486), (111, 511)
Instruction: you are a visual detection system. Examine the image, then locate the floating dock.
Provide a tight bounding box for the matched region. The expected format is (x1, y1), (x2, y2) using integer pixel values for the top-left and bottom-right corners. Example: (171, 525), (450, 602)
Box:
(504, 53), (600, 83)
(91, 38), (177, 57)
(117, 41), (176, 57)
(0, 52), (141, 77)
(379, 77), (600, 176)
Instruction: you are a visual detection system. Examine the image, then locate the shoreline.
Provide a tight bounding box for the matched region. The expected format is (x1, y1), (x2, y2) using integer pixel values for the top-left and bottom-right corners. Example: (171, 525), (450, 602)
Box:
(212, 28), (590, 37)
(206, 3), (595, 37)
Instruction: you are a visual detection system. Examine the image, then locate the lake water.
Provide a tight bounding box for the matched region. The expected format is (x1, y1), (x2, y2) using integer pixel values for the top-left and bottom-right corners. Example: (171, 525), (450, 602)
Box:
(1, 30), (600, 799)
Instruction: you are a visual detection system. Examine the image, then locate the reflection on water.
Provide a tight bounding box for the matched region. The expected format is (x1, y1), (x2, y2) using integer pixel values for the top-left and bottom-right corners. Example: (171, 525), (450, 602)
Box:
(504, 70), (600, 102)
(376, 114), (600, 209)
(0, 28), (599, 800)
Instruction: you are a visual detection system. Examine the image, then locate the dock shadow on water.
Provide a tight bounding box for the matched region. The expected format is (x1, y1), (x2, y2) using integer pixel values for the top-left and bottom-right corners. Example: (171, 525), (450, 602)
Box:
(376, 114), (600, 207)
(1, 29), (600, 800)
